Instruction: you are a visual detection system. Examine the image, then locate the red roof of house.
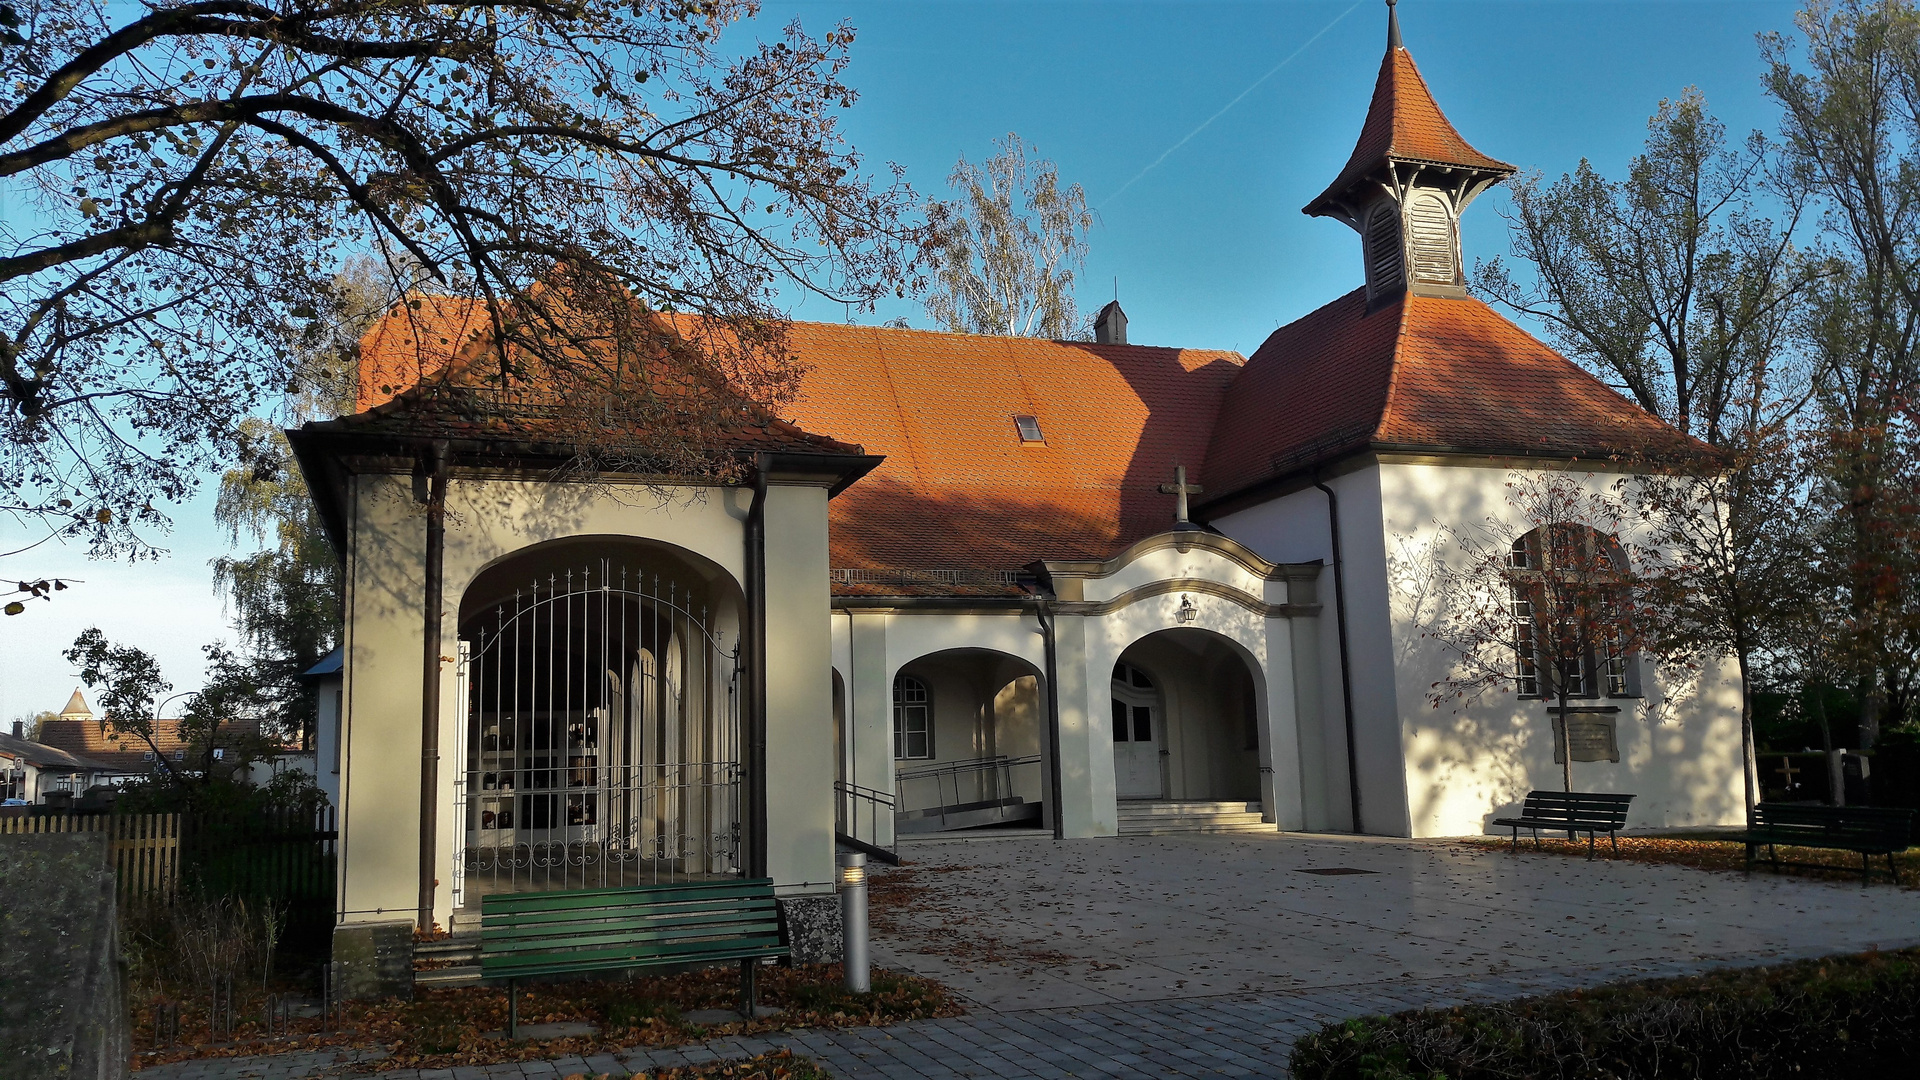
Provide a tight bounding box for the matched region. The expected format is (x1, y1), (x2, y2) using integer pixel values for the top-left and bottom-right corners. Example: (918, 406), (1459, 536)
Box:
(36, 718), (273, 773)
(1202, 289), (1709, 501)
(336, 295), (866, 460)
(357, 294), (490, 413)
(774, 323), (1244, 593)
(1305, 34), (1514, 217)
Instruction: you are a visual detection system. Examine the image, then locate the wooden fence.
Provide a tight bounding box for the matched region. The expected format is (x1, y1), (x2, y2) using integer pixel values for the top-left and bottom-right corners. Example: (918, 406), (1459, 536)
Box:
(0, 812), (182, 905)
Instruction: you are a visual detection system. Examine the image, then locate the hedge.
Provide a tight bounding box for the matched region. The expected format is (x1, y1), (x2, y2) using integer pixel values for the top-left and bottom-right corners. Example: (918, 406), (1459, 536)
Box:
(1289, 949), (1920, 1080)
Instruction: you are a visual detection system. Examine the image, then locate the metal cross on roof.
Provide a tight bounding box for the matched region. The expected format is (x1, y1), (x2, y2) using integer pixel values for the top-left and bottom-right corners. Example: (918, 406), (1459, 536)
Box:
(1158, 465), (1204, 527)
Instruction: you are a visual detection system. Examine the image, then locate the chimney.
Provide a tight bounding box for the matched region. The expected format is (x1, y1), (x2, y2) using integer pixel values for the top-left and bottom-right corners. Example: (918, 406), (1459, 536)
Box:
(1093, 301), (1128, 345)
(10, 721), (20, 739)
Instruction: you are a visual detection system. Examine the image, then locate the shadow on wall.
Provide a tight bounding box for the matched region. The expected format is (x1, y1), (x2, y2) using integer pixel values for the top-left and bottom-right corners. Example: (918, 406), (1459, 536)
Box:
(1379, 468), (1744, 833)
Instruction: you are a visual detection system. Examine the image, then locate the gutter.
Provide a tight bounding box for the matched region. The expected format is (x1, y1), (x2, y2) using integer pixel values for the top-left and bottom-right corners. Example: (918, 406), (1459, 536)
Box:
(417, 440), (449, 931)
(1313, 477), (1364, 835)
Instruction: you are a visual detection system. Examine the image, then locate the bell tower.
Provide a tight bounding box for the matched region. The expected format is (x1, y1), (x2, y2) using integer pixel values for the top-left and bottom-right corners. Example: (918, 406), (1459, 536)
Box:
(1303, 0), (1515, 307)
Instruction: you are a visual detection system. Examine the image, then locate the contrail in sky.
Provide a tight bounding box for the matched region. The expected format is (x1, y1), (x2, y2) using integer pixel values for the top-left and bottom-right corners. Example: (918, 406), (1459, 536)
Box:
(1099, 0), (1367, 208)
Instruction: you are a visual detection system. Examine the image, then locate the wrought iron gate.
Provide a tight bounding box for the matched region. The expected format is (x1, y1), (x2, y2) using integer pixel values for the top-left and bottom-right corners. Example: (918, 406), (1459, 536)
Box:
(452, 559), (741, 908)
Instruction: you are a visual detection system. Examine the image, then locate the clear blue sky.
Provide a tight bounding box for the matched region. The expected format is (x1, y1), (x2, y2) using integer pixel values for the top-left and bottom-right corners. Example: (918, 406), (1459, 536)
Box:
(0, 0), (1802, 722)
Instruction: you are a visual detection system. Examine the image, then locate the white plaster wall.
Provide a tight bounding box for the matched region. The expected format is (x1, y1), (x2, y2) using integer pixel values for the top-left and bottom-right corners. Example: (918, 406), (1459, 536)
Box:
(1077, 543), (1281, 606)
(1214, 468), (1401, 834)
(1375, 462), (1746, 836)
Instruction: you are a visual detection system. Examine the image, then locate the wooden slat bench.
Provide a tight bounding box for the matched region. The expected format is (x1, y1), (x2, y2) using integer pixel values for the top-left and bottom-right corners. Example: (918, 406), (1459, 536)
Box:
(1491, 791), (1635, 859)
(480, 878), (789, 1037)
(1746, 803), (1915, 885)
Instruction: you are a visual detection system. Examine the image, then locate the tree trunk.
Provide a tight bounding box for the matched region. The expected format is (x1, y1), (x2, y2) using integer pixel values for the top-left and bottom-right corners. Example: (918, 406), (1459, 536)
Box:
(1737, 649), (1758, 815)
(1558, 689), (1573, 793)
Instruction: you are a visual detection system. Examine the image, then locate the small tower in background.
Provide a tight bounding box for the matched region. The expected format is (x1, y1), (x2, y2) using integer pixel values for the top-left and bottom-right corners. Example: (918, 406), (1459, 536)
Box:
(1303, 0), (1515, 308)
(59, 687), (92, 723)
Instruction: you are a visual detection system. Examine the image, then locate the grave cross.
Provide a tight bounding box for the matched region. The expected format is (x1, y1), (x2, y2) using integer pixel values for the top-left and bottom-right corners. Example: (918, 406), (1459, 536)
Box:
(1774, 756), (1801, 793)
(1159, 465), (1204, 526)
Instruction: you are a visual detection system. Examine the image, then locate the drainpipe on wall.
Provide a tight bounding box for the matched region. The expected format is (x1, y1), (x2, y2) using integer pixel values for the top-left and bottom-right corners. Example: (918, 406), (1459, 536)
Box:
(417, 440), (450, 932)
(1036, 598), (1065, 840)
(743, 455), (771, 878)
(1313, 478), (1364, 835)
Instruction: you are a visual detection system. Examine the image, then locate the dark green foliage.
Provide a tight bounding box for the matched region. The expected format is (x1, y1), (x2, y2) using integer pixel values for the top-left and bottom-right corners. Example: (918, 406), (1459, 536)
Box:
(1289, 949), (1920, 1080)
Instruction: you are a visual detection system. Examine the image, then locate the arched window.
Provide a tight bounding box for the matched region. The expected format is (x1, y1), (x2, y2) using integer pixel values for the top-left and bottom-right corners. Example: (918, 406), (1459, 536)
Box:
(1110, 661), (1157, 744)
(1405, 191), (1459, 287)
(1506, 525), (1637, 700)
(893, 674), (932, 760)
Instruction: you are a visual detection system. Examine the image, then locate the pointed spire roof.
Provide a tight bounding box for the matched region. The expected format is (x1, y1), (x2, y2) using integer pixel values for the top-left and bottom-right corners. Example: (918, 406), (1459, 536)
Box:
(60, 687), (91, 720)
(1304, 1), (1514, 219)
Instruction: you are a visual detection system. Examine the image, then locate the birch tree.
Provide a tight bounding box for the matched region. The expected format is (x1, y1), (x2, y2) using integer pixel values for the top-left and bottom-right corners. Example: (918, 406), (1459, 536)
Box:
(923, 133), (1094, 339)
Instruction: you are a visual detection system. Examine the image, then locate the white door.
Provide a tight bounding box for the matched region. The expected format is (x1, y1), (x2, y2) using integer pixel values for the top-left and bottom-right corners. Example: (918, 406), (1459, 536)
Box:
(1111, 662), (1163, 799)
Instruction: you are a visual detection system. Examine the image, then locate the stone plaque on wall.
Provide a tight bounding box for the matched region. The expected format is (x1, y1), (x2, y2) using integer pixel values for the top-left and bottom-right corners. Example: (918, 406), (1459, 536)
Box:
(1553, 712), (1620, 764)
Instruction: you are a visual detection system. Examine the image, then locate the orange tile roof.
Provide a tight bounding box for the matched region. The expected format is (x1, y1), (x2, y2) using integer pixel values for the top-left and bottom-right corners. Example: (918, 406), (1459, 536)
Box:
(1202, 289), (1710, 502)
(1305, 39), (1514, 217)
(357, 294), (488, 412)
(342, 298), (1703, 595)
(336, 296), (864, 459)
(775, 324), (1245, 590)
(36, 718), (270, 773)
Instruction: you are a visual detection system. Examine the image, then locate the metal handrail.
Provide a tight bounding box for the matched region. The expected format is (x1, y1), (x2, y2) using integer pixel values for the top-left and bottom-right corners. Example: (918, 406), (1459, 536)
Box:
(894, 754), (1041, 783)
(834, 779), (897, 864)
(894, 755), (1043, 831)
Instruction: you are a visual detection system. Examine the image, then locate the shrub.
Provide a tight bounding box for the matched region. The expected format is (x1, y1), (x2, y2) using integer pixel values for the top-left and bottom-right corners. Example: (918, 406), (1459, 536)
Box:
(1289, 949), (1920, 1080)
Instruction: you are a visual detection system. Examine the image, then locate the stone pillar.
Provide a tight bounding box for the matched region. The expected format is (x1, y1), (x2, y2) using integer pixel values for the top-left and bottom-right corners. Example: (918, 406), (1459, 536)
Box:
(845, 607), (895, 846)
(1052, 614), (1114, 837)
(1259, 615), (1307, 831)
(330, 921), (415, 1002)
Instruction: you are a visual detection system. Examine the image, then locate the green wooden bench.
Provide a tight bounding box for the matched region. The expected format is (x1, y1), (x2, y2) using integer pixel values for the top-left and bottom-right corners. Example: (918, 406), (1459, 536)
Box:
(480, 878), (789, 1037)
(1746, 803), (1914, 885)
(1491, 791), (1635, 859)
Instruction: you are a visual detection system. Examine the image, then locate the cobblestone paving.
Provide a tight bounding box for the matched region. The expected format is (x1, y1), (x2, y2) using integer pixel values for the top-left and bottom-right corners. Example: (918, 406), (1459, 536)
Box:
(136, 834), (1920, 1080)
(137, 956), (1766, 1080)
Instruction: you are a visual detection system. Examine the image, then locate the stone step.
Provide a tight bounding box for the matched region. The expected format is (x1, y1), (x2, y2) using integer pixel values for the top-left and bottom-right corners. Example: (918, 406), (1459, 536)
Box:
(414, 964), (484, 987)
(1116, 801), (1262, 817)
(1118, 816), (1272, 835)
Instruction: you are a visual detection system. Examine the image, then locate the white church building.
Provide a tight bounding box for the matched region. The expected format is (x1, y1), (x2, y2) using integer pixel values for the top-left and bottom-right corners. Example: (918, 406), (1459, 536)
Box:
(290, 7), (1744, 951)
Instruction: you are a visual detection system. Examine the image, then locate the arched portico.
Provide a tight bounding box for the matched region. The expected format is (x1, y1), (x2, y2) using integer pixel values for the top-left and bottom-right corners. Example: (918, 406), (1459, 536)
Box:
(888, 648), (1049, 835)
(1110, 629), (1263, 810)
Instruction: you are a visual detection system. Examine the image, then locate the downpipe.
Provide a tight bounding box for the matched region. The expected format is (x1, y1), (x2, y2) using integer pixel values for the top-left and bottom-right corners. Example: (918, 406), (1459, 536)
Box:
(1313, 478), (1364, 835)
(744, 456), (770, 879)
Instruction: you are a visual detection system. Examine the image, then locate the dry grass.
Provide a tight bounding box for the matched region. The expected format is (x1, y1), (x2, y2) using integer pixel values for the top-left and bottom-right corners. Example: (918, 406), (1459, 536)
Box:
(1462, 833), (1920, 887)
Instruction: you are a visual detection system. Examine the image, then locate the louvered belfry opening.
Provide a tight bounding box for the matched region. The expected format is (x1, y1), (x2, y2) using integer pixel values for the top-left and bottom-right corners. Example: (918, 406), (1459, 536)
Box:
(1364, 204), (1405, 299)
(453, 556), (742, 908)
(1404, 191), (1459, 288)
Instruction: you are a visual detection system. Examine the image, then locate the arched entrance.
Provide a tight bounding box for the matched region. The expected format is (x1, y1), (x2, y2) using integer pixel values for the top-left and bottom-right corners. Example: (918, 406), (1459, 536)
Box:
(890, 649), (1048, 834)
(1112, 628), (1267, 834)
(452, 539), (743, 903)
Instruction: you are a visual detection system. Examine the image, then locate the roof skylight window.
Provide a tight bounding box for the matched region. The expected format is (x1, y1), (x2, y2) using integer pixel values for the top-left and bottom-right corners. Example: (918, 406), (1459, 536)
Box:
(1013, 415), (1045, 443)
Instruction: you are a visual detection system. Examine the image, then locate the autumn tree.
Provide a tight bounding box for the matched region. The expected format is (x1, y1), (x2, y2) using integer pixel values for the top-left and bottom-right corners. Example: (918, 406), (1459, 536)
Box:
(1625, 433), (1817, 810)
(1475, 87), (1826, 799)
(64, 629), (279, 798)
(1764, 0), (1920, 746)
(923, 133), (1094, 338)
(1426, 475), (1672, 793)
(1, 0), (925, 560)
